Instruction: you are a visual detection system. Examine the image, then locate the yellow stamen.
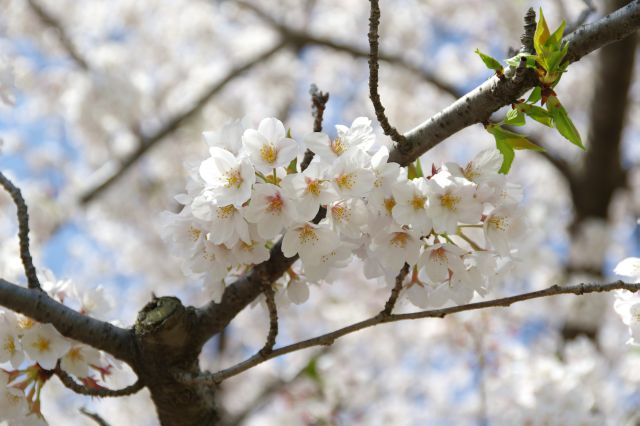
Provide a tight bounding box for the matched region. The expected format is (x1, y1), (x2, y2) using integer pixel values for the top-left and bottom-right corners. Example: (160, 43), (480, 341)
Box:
(188, 226), (202, 241)
(298, 224), (319, 245)
(2, 335), (16, 355)
(259, 144), (277, 164)
(224, 169), (243, 189)
(384, 197), (396, 215)
(34, 336), (50, 353)
(335, 173), (355, 190)
(216, 205), (236, 219)
(440, 192), (460, 211)
(411, 194), (426, 210)
(306, 179), (321, 196)
(331, 137), (346, 155)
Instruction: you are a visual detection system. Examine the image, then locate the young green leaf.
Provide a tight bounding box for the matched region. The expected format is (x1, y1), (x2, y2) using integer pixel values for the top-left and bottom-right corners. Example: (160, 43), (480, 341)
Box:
(495, 139), (515, 174)
(486, 124), (544, 151)
(475, 49), (504, 73)
(286, 157), (298, 174)
(545, 20), (566, 51)
(526, 87), (542, 103)
(517, 103), (553, 127)
(505, 53), (537, 69)
(504, 108), (526, 126)
(546, 95), (585, 149)
(534, 8), (551, 56)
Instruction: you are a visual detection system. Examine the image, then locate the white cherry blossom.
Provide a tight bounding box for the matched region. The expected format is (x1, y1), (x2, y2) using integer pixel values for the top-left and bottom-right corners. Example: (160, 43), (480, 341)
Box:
(282, 222), (340, 266)
(203, 118), (247, 156)
(60, 344), (101, 378)
(483, 206), (526, 256)
(370, 226), (422, 273)
(426, 171), (482, 234)
(281, 162), (337, 222)
(0, 311), (24, 368)
(21, 323), (71, 370)
(242, 118), (299, 173)
(199, 147), (255, 207)
(329, 149), (375, 199)
(392, 178), (432, 234)
(304, 117), (375, 164)
(244, 183), (299, 240)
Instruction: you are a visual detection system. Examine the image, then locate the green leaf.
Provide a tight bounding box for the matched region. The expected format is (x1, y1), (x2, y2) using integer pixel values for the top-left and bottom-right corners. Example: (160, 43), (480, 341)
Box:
(495, 139), (515, 174)
(546, 49), (567, 74)
(526, 87), (542, 103)
(474, 49), (504, 72)
(546, 95), (585, 149)
(286, 128), (293, 139)
(407, 163), (418, 180)
(517, 103), (552, 127)
(504, 108), (526, 126)
(534, 8), (551, 56)
(486, 124), (542, 150)
(545, 20), (566, 51)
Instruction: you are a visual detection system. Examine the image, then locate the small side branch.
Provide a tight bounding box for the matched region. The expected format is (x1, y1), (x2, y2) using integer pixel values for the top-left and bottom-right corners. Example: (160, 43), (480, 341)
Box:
(196, 280), (639, 384)
(380, 263), (410, 316)
(79, 408), (111, 426)
(26, 0), (90, 70)
(0, 172), (41, 290)
(368, 0), (406, 145)
(55, 366), (144, 398)
(520, 8), (537, 54)
(259, 286), (278, 356)
(300, 84), (330, 170)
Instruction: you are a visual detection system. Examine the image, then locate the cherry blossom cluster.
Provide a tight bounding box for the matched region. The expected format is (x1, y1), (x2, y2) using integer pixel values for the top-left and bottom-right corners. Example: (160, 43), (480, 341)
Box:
(162, 117), (526, 306)
(0, 272), (117, 423)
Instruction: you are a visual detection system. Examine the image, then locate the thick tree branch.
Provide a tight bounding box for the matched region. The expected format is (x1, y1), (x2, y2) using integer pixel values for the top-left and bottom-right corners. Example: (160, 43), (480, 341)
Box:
(195, 281), (638, 384)
(78, 40), (287, 204)
(0, 279), (134, 362)
(55, 365), (144, 397)
(388, 0), (640, 166)
(0, 172), (41, 290)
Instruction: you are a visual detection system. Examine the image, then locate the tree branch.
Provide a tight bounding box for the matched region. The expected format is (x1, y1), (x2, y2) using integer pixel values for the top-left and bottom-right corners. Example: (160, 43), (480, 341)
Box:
(194, 280), (638, 384)
(192, 0), (640, 350)
(367, 0), (406, 144)
(236, 0), (460, 98)
(26, 0), (90, 70)
(300, 84), (330, 170)
(0, 172), (41, 291)
(380, 263), (410, 316)
(259, 286), (278, 356)
(78, 40), (288, 205)
(0, 278), (134, 362)
(55, 365), (144, 397)
(79, 408), (111, 426)
(388, 0), (640, 166)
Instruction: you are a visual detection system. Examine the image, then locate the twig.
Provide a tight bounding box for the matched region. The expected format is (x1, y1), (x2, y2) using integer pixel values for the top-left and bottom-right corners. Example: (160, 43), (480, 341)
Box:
(26, 0), (90, 70)
(368, 0), (406, 145)
(79, 408), (111, 426)
(380, 263), (410, 316)
(0, 172), (41, 290)
(566, 0), (597, 34)
(195, 280), (639, 384)
(78, 40), (287, 205)
(55, 365), (144, 397)
(259, 286), (278, 356)
(300, 84), (330, 170)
